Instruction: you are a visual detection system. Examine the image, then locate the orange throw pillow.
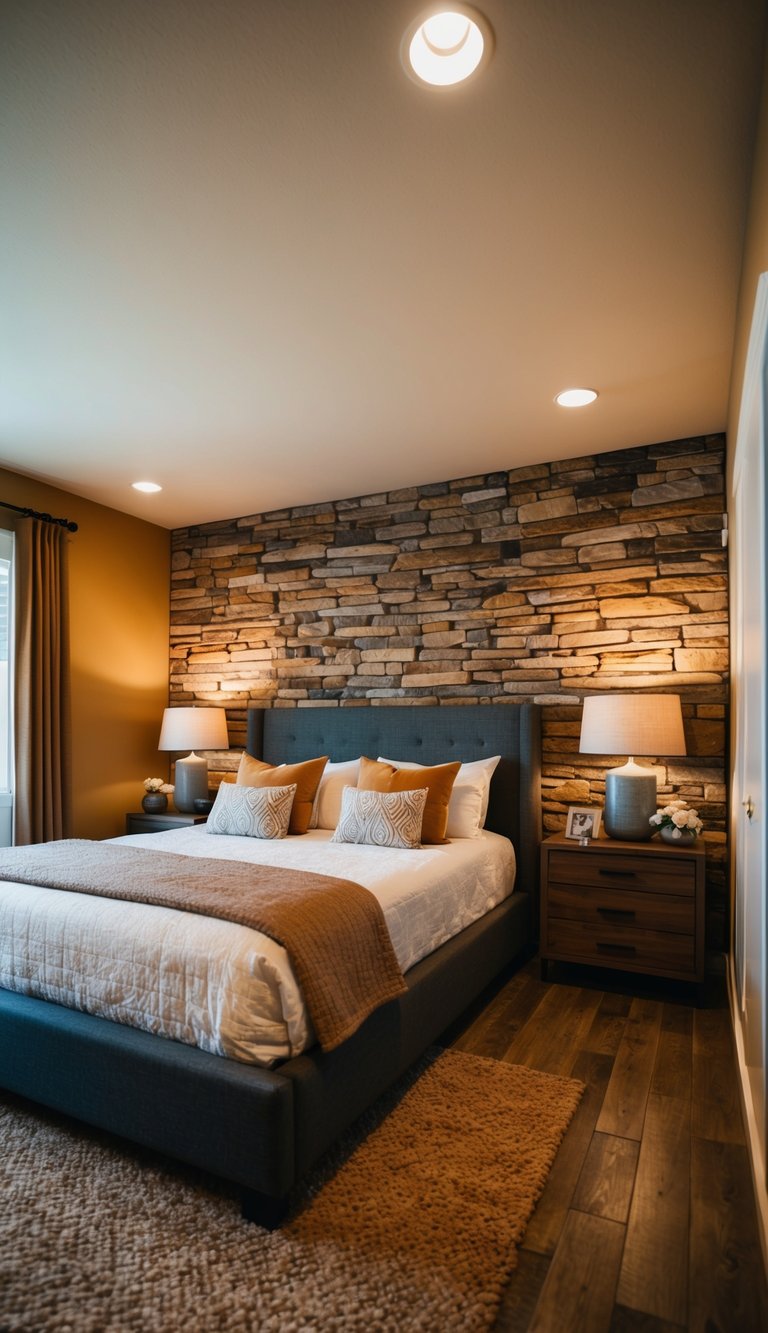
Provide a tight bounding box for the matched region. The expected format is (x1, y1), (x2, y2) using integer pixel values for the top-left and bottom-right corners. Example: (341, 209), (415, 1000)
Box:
(236, 753), (329, 835)
(357, 756), (461, 844)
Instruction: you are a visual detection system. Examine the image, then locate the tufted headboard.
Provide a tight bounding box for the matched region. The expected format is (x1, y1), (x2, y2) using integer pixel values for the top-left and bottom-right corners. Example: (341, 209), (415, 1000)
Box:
(246, 703), (541, 895)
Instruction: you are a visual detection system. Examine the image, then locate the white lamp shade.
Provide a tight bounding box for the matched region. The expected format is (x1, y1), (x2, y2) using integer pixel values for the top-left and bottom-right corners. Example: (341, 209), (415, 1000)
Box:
(158, 707), (229, 752)
(579, 694), (686, 758)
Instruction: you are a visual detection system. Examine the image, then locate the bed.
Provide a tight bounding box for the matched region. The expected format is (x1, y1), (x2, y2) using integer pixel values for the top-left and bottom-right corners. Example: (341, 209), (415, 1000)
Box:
(0, 702), (541, 1225)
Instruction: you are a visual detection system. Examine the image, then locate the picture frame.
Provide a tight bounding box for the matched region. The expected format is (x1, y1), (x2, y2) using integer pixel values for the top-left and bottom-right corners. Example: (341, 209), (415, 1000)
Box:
(565, 806), (602, 840)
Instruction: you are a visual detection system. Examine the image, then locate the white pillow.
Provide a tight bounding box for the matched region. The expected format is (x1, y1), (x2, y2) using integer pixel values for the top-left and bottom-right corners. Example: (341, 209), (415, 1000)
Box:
(331, 786), (428, 849)
(309, 758), (361, 829)
(207, 782), (296, 839)
(377, 754), (501, 838)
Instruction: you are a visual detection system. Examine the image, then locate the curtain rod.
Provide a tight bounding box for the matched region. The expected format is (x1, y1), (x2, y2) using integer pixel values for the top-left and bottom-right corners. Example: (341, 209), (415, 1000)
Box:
(0, 500), (78, 533)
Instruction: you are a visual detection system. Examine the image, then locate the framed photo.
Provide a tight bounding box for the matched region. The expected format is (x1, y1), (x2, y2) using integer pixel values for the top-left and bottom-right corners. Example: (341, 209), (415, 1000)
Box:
(565, 806), (602, 840)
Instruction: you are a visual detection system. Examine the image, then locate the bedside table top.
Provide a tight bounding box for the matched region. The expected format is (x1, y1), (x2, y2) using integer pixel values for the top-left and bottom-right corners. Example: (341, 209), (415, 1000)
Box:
(542, 831), (706, 859)
(127, 811), (207, 824)
(125, 811), (209, 836)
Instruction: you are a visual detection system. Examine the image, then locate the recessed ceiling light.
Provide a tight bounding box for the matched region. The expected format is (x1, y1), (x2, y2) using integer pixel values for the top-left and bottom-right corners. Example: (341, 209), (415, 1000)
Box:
(555, 388), (599, 408)
(402, 6), (493, 87)
(132, 481), (163, 493)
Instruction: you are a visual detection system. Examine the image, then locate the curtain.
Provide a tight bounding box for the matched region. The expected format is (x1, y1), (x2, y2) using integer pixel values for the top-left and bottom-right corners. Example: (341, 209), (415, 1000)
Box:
(14, 518), (72, 844)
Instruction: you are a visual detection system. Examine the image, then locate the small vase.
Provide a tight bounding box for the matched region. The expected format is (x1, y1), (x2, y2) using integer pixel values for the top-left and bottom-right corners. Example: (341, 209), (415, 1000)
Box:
(142, 792), (168, 814)
(659, 825), (697, 846)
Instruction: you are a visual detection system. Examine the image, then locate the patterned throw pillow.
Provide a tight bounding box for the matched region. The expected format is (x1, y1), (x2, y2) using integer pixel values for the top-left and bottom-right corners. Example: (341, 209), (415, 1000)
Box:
(207, 782), (297, 839)
(331, 787), (428, 849)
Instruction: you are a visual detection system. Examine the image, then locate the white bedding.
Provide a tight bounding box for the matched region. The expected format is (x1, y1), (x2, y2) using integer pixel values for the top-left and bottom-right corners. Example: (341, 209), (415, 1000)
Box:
(0, 826), (515, 1067)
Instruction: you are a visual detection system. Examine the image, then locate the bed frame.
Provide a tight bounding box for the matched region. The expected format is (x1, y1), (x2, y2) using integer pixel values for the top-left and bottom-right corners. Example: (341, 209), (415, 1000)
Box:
(0, 703), (541, 1225)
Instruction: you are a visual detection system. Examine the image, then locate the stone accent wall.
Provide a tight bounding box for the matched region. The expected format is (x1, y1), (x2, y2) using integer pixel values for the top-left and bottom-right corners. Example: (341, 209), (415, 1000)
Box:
(170, 435), (729, 951)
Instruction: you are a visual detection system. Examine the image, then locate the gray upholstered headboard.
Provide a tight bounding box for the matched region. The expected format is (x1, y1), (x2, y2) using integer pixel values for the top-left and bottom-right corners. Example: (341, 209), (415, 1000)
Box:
(245, 703), (542, 895)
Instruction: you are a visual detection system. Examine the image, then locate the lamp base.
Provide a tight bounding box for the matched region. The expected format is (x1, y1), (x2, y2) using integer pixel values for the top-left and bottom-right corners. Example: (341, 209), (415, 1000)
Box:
(604, 760), (657, 841)
(173, 752), (209, 813)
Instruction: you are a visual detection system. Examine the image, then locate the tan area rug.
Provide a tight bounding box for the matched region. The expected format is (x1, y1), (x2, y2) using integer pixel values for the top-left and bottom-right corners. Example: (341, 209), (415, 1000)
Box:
(0, 1050), (583, 1332)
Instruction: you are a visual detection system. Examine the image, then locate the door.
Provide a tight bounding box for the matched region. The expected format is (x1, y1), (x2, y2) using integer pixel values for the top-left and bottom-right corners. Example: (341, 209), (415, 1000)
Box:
(731, 272), (768, 1179)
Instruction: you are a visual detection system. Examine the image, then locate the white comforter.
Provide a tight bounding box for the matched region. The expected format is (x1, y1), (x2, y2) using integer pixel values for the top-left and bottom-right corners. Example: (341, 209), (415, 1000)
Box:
(0, 826), (515, 1067)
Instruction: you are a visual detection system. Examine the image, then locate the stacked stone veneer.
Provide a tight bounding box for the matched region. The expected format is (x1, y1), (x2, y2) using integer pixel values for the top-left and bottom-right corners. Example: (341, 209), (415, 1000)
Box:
(170, 434), (729, 950)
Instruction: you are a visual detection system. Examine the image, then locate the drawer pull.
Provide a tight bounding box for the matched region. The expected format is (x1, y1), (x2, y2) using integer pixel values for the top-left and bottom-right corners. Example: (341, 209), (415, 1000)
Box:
(597, 907), (636, 921)
(598, 868), (636, 879)
(597, 941), (637, 957)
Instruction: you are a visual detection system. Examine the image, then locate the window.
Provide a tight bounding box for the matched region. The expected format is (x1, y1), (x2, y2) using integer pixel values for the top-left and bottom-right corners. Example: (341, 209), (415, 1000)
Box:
(0, 529), (14, 846)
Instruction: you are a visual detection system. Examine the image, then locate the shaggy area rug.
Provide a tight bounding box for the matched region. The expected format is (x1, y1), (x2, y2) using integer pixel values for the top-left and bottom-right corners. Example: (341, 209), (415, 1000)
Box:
(0, 1050), (583, 1332)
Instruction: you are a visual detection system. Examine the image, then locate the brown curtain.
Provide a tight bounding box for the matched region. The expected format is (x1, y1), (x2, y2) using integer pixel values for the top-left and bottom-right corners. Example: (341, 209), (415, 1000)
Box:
(14, 518), (72, 844)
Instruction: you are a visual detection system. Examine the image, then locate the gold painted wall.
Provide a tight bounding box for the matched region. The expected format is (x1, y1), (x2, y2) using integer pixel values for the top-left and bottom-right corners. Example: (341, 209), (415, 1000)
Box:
(0, 468), (170, 838)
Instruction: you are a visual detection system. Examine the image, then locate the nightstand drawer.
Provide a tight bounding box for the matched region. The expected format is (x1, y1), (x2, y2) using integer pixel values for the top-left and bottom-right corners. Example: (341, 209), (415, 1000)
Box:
(547, 883), (695, 934)
(540, 833), (706, 990)
(547, 849), (695, 896)
(546, 917), (697, 975)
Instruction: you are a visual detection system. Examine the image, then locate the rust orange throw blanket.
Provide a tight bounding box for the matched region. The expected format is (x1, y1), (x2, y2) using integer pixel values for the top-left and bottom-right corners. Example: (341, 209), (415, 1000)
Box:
(0, 840), (406, 1051)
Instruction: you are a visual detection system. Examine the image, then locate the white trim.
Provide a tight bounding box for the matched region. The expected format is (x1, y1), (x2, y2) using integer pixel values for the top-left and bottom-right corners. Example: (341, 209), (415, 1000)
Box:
(728, 952), (768, 1272)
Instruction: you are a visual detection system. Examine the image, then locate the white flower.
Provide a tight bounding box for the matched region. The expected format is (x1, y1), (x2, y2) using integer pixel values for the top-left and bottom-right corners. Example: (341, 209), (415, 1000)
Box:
(144, 777), (174, 794)
(649, 795), (703, 837)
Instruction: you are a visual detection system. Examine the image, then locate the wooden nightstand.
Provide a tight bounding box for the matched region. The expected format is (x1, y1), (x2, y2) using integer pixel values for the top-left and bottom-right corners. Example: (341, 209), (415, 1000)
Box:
(540, 832), (706, 997)
(124, 811), (209, 835)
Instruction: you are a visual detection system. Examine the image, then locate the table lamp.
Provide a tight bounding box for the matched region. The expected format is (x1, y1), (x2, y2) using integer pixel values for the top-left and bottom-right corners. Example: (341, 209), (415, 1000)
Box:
(578, 693), (686, 841)
(158, 707), (229, 812)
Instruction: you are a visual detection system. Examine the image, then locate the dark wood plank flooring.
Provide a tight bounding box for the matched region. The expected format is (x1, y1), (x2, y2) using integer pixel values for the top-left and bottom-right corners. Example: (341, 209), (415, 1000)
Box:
(447, 958), (767, 1333)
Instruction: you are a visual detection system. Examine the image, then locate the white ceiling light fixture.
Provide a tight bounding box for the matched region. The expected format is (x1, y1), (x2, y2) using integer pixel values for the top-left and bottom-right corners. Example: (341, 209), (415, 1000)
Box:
(132, 480), (163, 493)
(555, 388), (599, 408)
(402, 5), (493, 88)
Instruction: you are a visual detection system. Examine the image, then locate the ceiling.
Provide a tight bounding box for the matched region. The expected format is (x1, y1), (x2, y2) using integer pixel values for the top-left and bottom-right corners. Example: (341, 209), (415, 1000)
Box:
(1, 0), (765, 529)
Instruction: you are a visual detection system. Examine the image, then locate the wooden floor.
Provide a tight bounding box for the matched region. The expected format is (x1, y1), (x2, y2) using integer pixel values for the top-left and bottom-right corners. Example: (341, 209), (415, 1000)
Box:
(447, 958), (768, 1333)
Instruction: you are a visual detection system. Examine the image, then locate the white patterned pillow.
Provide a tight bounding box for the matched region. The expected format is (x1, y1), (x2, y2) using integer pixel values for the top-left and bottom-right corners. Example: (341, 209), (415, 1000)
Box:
(207, 782), (296, 839)
(331, 786), (428, 849)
